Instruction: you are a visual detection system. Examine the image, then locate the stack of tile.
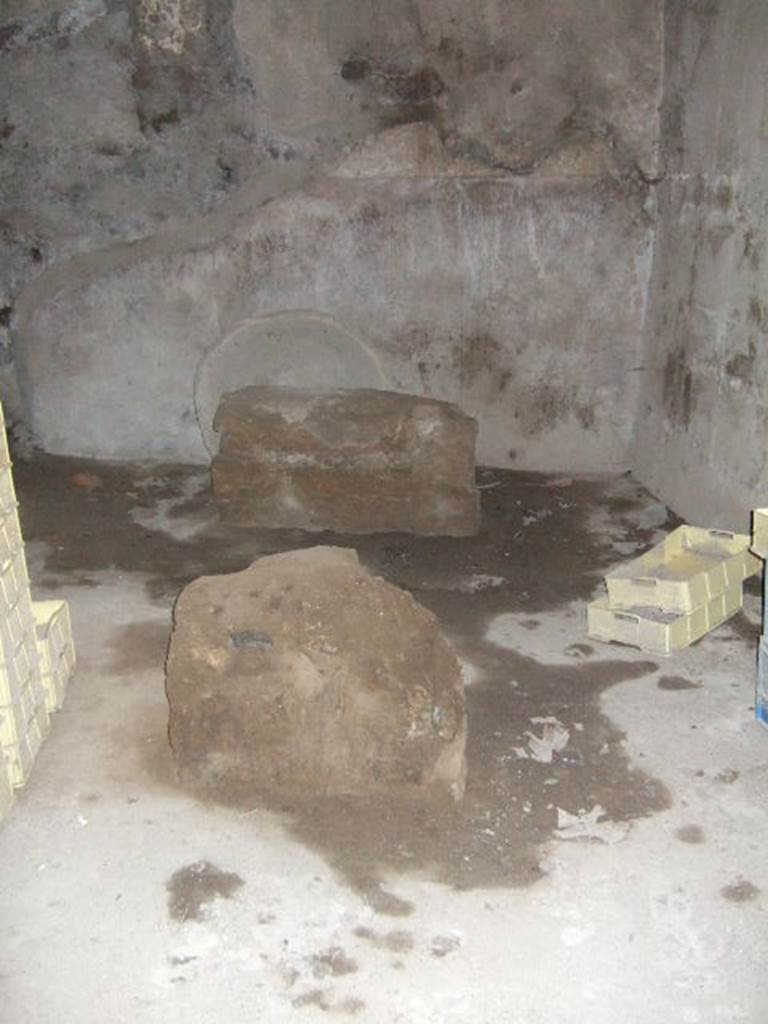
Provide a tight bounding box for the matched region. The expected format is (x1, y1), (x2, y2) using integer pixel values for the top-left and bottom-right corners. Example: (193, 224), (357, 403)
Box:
(33, 600), (75, 714)
(0, 402), (75, 822)
(749, 509), (768, 728)
(588, 525), (761, 656)
(0, 416), (49, 803)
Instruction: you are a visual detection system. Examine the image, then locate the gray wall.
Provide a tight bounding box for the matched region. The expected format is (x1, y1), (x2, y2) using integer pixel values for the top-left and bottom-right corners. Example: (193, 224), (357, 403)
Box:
(633, 0), (768, 529)
(1, 0), (663, 468)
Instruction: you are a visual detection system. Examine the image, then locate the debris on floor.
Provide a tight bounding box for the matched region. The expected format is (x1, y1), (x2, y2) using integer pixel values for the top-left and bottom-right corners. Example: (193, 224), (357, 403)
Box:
(211, 385), (480, 536)
(166, 545), (467, 801)
(554, 805), (630, 844)
(7, 456), (766, 1022)
(515, 717), (570, 763)
(588, 524), (760, 655)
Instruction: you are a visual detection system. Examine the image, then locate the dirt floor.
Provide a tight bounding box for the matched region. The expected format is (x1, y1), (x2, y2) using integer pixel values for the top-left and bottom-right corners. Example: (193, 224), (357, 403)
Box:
(1, 455), (766, 1022)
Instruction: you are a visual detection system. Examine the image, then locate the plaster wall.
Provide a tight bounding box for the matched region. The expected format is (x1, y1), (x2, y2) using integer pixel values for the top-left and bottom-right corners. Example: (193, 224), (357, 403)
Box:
(1, 0), (663, 469)
(634, 0), (768, 528)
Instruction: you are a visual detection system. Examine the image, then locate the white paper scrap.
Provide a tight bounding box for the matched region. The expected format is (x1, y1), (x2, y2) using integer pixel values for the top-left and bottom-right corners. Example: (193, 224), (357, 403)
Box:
(524, 718), (570, 763)
(554, 805), (630, 844)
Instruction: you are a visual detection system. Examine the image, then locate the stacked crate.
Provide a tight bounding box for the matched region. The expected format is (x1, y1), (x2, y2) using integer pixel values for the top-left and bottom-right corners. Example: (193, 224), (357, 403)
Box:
(33, 600), (75, 714)
(750, 510), (768, 728)
(0, 415), (49, 800)
(588, 525), (761, 656)
(0, 403), (76, 821)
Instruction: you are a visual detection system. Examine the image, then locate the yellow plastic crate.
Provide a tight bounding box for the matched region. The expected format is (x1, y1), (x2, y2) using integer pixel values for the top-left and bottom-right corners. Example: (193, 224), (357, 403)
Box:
(0, 642), (39, 708)
(33, 601), (73, 659)
(37, 647), (73, 713)
(0, 466), (17, 518)
(1, 735), (33, 788)
(10, 683), (38, 730)
(0, 701), (47, 788)
(605, 526), (760, 614)
(34, 699), (51, 742)
(39, 668), (66, 714)
(0, 706), (20, 750)
(60, 642), (75, 678)
(0, 695), (35, 752)
(33, 601), (74, 712)
(751, 509), (768, 559)
(27, 650), (48, 714)
(588, 582), (743, 656)
(0, 603), (35, 660)
(0, 748), (13, 821)
(0, 551), (30, 612)
(0, 630), (44, 698)
(0, 509), (23, 565)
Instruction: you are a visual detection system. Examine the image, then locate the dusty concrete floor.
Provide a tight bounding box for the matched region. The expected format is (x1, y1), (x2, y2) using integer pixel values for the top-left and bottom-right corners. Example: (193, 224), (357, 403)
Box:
(1, 457), (766, 1023)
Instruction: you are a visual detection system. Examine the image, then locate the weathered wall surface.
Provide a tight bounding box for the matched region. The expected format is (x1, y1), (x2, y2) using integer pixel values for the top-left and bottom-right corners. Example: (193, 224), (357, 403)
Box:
(634, 0), (768, 528)
(3, 0), (663, 468)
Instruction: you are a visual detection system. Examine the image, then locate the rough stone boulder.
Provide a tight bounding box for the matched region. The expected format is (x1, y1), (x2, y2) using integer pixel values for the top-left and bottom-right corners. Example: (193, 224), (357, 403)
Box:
(166, 547), (467, 801)
(211, 386), (480, 536)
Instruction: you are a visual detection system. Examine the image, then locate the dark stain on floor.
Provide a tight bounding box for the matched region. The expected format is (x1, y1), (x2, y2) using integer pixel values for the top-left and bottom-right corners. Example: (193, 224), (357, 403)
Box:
(292, 990), (365, 1015)
(312, 947), (358, 978)
(145, 627), (666, 914)
(292, 989), (330, 1011)
(108, 620), (171, 675)
(15, 455), (672, 911)
(723, 611), (761, 644)
(336, 998), (366, 1015)
(13, 457), (663, 611)
(566, 642), (594, 657)
(13, 456), (263, 603)
(166, 861), (244, 921)
(353, 927), (414, 953)
(431, 934), (461, 957)
(721, 879), (760, 903)
(38, 573), (100, 590)
(675, 824), (706, 844)
(658, 675), (701, 691)
(168, 954), (198, 966)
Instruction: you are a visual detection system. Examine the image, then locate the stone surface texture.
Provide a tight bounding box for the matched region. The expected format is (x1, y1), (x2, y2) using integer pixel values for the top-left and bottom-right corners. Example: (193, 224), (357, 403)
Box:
(165, 546), (467, 801)
(3, 458), (768, 1022)
(632, 0), (768, 529)
(211, 386), (480, 536)
(2, 0), (663, 471)
(6, 0), (764, 528)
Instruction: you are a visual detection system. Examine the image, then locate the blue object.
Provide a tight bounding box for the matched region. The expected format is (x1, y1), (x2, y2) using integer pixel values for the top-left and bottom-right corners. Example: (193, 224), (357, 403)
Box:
(757, 569), (768, 728)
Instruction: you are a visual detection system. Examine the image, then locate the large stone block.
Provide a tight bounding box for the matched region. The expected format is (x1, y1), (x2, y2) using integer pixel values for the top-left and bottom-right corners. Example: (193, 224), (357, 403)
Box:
(166, 547), (467, 801)
(211, 386), (480, 536)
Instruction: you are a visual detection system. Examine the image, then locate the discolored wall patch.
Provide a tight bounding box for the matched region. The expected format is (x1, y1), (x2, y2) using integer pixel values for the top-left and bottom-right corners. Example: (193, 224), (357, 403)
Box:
(662, 347), (695, 429)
